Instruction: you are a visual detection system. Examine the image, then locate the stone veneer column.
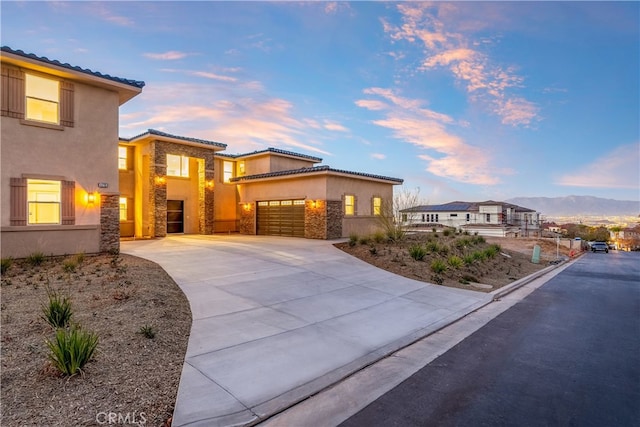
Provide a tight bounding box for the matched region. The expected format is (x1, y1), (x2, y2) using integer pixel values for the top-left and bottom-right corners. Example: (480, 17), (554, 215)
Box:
(204, 156), (215, 234)
(100, 194), (120, 253)
(304, 200), (327, 239)
(239, 203), (255, 235)
(326, 200), (343, 239)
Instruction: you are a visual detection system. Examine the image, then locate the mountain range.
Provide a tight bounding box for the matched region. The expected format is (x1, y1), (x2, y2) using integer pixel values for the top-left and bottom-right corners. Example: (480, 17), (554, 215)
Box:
(505, 196), (640, 217)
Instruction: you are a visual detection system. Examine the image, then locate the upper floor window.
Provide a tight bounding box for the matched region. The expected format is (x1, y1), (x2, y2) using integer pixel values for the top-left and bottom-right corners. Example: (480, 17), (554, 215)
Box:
(25, 74), (59, 124)
(372, 197), (382, 216)
(486, 213), (491, 222)
(223, 161), (234, 183)
(167, 154), (189, 177)
(118, 146), (128, 170)
(344, 195), (355, 216)
(238, 161), (245, 175)
(27, 179), (61, 224)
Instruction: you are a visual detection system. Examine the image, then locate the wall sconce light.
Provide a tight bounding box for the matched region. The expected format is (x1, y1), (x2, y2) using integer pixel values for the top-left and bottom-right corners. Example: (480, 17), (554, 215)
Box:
(243, 203), (251, 211)
(206, 180), (215, 189)
(311, 200), (317, 209)
(86, 192), (96, 205)
(155, 176), (166, 185)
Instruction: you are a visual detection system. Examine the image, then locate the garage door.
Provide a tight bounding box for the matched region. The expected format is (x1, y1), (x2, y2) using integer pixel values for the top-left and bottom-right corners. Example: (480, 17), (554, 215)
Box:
(257, 200), (305, 237)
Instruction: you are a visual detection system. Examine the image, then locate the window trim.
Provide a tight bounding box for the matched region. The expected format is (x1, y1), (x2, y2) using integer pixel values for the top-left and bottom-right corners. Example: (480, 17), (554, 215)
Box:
(25, 73), (60, 125)
(344, 194), (355, 216)
(372, 196), (382, 216)
(167, 154), (189, 178)
(223, 160), (234, 183)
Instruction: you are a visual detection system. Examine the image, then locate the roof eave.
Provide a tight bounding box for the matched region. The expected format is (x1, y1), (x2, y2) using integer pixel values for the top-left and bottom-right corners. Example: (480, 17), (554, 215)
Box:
(125, 132), (227, 151)
(1, 50), (142, 105)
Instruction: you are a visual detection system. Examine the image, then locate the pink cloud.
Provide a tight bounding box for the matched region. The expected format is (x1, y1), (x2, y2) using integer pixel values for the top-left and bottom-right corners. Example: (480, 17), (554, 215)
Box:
(323, 120), (349, 132)
(144, 51), (191, 60)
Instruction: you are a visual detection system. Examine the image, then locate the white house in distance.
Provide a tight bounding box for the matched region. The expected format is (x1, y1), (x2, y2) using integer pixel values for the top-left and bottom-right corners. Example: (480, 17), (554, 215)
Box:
(401, 200), (541, 237)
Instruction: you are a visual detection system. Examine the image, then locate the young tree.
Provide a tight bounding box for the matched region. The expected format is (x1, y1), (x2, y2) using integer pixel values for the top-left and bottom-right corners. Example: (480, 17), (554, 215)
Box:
(377, 186), (425, 241)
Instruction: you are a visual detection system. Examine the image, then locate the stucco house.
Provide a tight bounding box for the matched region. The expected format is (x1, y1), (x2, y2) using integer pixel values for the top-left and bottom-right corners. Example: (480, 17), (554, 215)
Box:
(118, 130), (403, 240)
(1, 47), (144, 258)
(401, 201), (541, 237)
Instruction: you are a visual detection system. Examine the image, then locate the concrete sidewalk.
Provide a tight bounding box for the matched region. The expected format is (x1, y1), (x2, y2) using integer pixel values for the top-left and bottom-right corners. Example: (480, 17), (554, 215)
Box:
(122, 235), (491, 427)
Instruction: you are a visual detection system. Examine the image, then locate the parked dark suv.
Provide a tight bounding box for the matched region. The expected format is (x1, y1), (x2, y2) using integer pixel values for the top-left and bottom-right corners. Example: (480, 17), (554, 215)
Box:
(591, 242), (609, 253)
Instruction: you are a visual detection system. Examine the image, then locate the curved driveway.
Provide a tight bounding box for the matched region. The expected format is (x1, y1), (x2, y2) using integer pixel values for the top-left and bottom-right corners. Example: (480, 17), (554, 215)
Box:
(122, 235), (491, 427)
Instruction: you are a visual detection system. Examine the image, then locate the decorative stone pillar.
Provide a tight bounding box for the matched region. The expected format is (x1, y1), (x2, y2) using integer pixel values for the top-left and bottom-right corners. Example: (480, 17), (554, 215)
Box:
(326, 200), (343, 239)
(305, 199), (327, 239)
(204, 155), (215, 234)
(100, 194), (120, 253)
(239, 203), (255, 235)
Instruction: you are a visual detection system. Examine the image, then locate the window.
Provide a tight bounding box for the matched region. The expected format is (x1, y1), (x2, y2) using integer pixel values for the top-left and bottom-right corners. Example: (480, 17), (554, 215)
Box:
(238, 161), (245, 175)
(119, 197), (128, 221)
(27, 179), (61, 224)
(223, 161), (234, 183)
(486, 213), (491, 222)
(450, 214), (458, 217)
(422, 214), (426, 222)
(466, 213), (470, 221)
(344, 195), (355, 216)
(167, 154), (189, 177)
(118, 146), (128, 170)
(372, 197), (382, 216)
(25, 74), (59, 124)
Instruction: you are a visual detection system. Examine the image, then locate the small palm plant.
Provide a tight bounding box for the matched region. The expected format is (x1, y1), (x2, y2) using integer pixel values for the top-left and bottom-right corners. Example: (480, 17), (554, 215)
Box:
(46, 326), (98, 376)
(42, 289), (73, 329)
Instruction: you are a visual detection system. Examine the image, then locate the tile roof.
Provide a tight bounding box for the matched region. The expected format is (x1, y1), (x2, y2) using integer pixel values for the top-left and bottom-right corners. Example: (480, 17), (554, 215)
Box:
(231, 165), (403, 184)
(402, 200), (537, 213)
(123, 129), (227, 149)
(221, 147), (323, 163)
(1, 46), (145, 89)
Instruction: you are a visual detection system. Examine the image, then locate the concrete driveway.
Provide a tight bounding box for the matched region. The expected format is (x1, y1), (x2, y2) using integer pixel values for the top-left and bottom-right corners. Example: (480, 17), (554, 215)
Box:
(122, 235), (491, 426)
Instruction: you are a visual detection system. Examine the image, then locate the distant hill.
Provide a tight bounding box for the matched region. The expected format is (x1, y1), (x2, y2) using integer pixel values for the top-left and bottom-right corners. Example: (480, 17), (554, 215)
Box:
(505, 196), (640, 217)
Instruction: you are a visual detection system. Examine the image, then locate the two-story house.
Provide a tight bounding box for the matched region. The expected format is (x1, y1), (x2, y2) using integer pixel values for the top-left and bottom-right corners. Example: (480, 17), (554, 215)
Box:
(118, 130), (403, 240)
(401, 200), (541, 237)
(1, 47), (144, 258)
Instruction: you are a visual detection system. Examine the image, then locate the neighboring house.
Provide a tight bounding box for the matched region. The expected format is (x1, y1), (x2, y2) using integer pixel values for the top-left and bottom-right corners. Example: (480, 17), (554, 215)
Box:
(118, 130), (403, 240)
(402, 200), (541, 237)
(1, 47), (144, 258)
(611, 227), (640, 251)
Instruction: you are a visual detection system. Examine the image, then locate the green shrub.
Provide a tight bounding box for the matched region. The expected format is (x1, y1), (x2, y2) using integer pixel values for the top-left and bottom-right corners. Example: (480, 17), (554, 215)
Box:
(26, 251), (46, 267)
(448, 255), (463, 269)
(408, 244), (427, 261)
(484, 244), (501, 259)
(472, 250), (487, 262)
(443, 229), (451, 237)
(472, 235), (486, 245)
(463, 254), (475, 265)
(348, 233), (359, 247)
(62, 258), (78, 273)
(431, 259), (447, 274)
(425, 241), (440, 253)
(359, 236), (371, 245)
(46, 326), (98, 376)
(372, 231), (387, 243)
(438, 244), (450, 255)
(1, 257), (13, 275)
(138, 325), (156, 339)
(42, 289), (73, 329)
(455, 238), (472, 250)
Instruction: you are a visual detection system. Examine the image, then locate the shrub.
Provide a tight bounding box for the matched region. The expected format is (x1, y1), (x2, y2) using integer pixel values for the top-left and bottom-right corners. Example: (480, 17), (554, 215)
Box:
(359, 236), (371, 245)
(46, 326), (98, 376)
(26, 251), (46, 267)
(448, 255), (463, 269)
(372, 231), (387, 243)
(443, 229), (451, 237)
(348, 233), (359, 247)
(42, 289), (73, 329)
(138, 325), (156, 339)
(472, 250), (487, 262)
(472, 235), (486, 245)
(438, 244), (450, 256)
(455, 238), (472, 250)
(431, 259), (447, 274)
(425, 241), (440, 253)
(408, 244), (427, 261)
(1, 257), (13, 275)
(484, 244), (501, 259)
(463, 254), (475, 265)
(369, 246), (378, 255)
(62, 258), (78, 273)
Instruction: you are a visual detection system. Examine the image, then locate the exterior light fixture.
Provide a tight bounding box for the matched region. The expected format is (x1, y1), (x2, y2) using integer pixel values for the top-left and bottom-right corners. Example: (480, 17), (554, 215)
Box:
(86, 192), (96, 204)
(311, 200), (317, 208)
(243, 203), (251, 211)
(155, 176), (166, 185)
(206, 180), (215, 189)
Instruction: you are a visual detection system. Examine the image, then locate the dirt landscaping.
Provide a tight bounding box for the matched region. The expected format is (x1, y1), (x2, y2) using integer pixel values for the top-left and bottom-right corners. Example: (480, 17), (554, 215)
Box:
(1, 253), (191, 426)
(1, 233), (573, 426)
(335, 232), (573, 292)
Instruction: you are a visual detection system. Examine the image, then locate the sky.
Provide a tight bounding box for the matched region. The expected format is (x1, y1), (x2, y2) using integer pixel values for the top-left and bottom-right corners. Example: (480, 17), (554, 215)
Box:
(2, 1), (639, 204)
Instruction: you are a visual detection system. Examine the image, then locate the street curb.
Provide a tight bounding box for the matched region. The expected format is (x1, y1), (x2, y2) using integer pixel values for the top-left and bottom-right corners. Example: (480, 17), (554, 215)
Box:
(491, 253), (584, 301)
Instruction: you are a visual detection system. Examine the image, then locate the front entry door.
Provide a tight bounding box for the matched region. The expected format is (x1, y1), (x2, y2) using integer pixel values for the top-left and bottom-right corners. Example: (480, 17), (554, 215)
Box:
(167, 200), (184, 233)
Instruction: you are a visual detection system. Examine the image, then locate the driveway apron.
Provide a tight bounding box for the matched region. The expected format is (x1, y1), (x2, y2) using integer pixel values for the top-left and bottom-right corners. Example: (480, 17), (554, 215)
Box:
(122, 235), (490, 426)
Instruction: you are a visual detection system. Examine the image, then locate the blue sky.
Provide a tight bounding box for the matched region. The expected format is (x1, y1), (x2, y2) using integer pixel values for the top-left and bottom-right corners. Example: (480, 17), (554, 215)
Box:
(2, 1), (639, 203)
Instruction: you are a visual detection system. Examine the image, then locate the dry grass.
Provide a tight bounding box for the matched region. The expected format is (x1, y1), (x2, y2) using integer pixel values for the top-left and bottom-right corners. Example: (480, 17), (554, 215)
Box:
(1, 253), (191, 426)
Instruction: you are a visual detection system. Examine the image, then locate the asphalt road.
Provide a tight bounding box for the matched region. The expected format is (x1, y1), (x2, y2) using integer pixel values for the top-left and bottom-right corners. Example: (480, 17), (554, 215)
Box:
(341, 251), (640, 427)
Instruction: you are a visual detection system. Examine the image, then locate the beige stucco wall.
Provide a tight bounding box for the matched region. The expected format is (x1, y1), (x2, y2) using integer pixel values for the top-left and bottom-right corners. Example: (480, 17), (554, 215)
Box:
(214, 157), (240, 232)
(166, 170), (199, 234)
(1, 74), (121, 257)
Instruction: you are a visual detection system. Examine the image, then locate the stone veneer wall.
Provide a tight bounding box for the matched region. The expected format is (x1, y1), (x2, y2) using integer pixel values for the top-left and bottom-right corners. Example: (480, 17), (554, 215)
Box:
(326, 200), (343, 239)
(150, 141), (216, 237)
(239, 204), (255, 235)
(100, 194), (120, 253)
(304, 200), (327, 239)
